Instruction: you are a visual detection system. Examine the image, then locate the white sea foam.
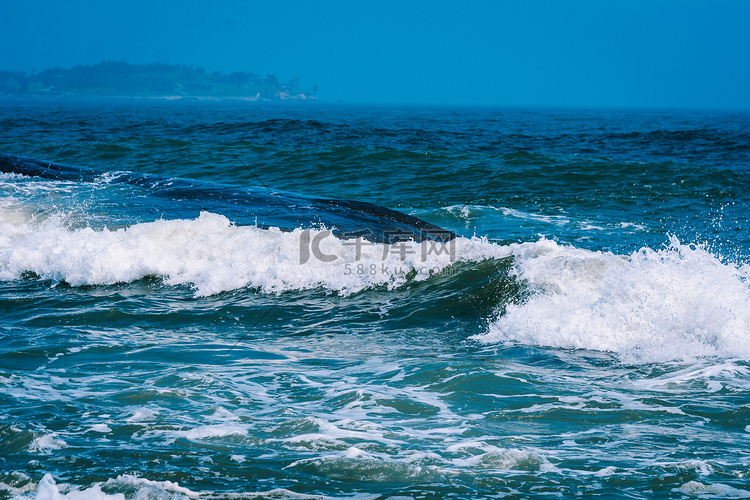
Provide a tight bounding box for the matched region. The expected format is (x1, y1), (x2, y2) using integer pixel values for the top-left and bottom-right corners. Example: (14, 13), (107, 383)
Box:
(474, 235), (750, 363)
(125, 408), (158, 423)
(676, 480), (750, 498)
(16, 474), (364, 500)
(33, 475), (125, 500)
(445, 441), (547, 471)
(0, 211), (505, 296)
(3, 204), (749, 363)
(444, 204), (645, 233)
(103, 475), (199, 498)
(28, 433), (67, 453)
(633, 362), (750, 392)
(179, 424), (248, 440)
(87, 424), (112, 434)
(444, 204), (570, 226)
(16, 474), (198, 500)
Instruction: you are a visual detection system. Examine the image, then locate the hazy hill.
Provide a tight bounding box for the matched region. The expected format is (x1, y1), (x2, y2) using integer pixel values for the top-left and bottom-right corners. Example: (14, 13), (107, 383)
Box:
(0, 61), (317, 101)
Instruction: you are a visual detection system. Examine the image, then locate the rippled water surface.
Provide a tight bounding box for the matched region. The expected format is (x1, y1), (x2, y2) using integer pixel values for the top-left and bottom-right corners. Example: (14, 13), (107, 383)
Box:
(1, 99), (750, 499)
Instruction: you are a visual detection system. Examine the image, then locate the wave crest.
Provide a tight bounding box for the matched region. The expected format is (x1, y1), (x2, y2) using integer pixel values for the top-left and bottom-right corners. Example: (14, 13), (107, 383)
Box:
(0, 211), (503, 296)
(474, 236), (750, 363)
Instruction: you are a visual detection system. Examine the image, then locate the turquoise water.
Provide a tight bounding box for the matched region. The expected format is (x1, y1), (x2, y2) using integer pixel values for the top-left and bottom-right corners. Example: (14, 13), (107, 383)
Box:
(1, 99), (750, 499)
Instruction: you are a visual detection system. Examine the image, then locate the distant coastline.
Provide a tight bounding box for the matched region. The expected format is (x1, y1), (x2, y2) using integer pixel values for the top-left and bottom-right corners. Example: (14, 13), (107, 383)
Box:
(0, 61), (317, 101)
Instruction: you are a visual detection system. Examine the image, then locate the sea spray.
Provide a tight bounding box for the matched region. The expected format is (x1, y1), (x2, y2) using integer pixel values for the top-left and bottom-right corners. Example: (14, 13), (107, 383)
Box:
(474, 236), (750, 363)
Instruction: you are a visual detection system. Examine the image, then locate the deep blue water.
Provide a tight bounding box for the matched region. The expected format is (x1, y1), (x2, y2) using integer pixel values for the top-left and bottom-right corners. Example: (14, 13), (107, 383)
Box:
(1, 98), (750, 499)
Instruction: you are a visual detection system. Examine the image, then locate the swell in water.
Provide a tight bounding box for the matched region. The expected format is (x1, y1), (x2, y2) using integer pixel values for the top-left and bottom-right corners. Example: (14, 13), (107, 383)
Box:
(3, 173), (749, 364)
(2, 102), (750, 499)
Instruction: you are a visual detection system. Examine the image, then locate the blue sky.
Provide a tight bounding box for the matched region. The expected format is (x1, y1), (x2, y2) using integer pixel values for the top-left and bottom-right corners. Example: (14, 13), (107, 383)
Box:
(2, 0), (749, 108)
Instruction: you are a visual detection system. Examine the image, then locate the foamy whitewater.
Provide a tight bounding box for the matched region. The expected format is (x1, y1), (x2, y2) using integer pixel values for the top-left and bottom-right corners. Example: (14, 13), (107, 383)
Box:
(478, 236), (750, 363)
(2, 100), (750, 499)
(3, 205), (748, 364)
(0, 210), (481, 296)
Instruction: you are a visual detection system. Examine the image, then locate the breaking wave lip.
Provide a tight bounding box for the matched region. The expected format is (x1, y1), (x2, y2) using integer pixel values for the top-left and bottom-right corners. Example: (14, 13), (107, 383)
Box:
(0, 210), (509, 297)
(473, 235), (750, 364)
(3, 201), (750, 364)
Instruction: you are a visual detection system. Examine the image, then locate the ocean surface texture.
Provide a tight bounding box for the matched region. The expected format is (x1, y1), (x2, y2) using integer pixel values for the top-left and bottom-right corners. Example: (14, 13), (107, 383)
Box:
(1, 100), (749, 499)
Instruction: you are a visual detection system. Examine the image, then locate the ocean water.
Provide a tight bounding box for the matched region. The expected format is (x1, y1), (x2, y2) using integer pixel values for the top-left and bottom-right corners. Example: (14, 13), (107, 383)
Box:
(1, 99), (750, 499)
